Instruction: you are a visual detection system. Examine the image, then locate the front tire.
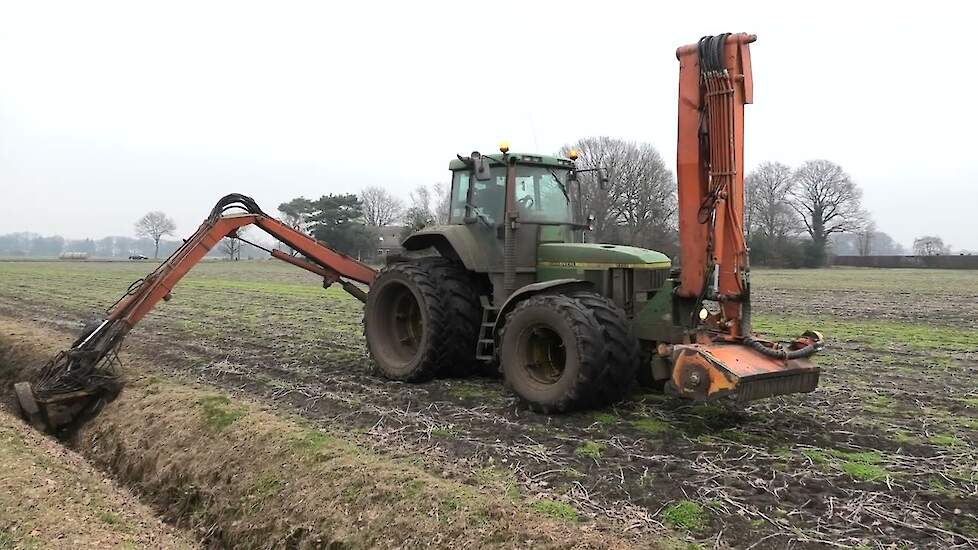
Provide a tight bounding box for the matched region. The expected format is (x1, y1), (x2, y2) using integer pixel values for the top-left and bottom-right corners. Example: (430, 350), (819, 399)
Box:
(499, 294), (606, 413)
(569, 291), (641, 403)
(500, 292), (640, 413)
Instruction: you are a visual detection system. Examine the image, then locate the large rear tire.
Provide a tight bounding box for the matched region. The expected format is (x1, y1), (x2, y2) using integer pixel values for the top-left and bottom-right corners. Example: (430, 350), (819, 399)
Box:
(420, 259), (482, 378)
(364, 258), (481, 382)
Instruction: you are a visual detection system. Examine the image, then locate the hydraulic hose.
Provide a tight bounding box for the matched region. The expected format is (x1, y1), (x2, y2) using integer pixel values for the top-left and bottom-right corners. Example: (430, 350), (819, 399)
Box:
(743, 333), (823, 360)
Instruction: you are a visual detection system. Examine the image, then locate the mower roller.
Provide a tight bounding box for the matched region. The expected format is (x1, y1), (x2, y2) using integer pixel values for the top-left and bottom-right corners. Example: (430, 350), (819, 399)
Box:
(15, 33), (822, 432)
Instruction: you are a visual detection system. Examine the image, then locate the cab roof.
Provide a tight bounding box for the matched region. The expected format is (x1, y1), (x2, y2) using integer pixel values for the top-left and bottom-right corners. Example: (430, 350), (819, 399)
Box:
(448, 152), (575, 171)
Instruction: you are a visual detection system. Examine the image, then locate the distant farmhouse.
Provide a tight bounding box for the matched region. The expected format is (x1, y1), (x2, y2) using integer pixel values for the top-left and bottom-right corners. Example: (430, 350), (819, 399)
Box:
(375, 226), (403, 258)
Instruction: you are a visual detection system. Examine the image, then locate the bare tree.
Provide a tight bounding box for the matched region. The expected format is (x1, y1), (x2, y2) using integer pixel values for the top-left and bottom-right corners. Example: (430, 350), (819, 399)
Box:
(855, 221), (876, 256)
(561, 137), (676, 252)
(134, 211), (177, 258)
(221, 235), (241, 260)
(400, 207), (434, 238)
(913, 236), (949, 256)
(788, 160), (865, 265)
(360, 186), (405, 226)
(399, 185), (438, 238)
(432, 182), (451, 224)
(410, 185), (432, 214)
(745, 162), (798, 239)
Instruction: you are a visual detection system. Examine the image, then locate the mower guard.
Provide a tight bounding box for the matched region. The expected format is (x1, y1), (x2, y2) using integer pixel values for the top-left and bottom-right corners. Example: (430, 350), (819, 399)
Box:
(14, 381), (101, 433)
(669, 343), (820, 403)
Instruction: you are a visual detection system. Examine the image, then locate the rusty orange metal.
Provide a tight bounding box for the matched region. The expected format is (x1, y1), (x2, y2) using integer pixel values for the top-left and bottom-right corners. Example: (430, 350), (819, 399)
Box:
(675, 33), (755, 336)
(671, 341), (820, 403)
(109, 211), (376, 330)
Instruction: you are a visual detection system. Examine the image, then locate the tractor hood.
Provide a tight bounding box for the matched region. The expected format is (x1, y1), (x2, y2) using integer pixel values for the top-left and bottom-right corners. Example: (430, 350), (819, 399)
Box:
(537, 243), (671, 270)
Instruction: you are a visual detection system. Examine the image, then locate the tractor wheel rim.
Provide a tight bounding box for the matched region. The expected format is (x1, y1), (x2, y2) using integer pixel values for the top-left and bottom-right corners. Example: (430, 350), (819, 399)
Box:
(391, 287), (423, 356)
(520, 324), (566, 385)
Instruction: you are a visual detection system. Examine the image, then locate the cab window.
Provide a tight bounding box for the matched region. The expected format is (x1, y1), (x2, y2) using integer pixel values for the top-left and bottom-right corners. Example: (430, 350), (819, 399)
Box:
(449, 171), (470, 223)
(513, 167), (572, 223)
(450, 169), (506, 225)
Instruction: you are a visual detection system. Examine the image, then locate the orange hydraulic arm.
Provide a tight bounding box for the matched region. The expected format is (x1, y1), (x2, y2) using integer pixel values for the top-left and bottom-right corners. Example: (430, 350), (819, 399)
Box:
(32, 194), (375, 401)
(675, 33), (755, 337)
(666, 34), (824, 404)
(104, 195), (374, 331)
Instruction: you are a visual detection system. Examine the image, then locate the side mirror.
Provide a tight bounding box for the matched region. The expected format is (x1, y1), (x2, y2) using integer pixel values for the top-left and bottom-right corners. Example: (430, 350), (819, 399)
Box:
(597, 168), (609, 189)
(472, 151), (492, 181)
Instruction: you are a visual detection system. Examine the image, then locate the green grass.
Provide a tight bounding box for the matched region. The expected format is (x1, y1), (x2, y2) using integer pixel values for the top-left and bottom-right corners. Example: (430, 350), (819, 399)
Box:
(841, 462), (888, 482)
(290, 430), (334, 453)
(630, 417), (670, 435)
(0, 260), (370, 368)
(752, 267), (978, 295)
(574, 440), (605, 459)
(957, 418), (978, 430)
(529, 499), (579, 522)
(430, 427), (455, 439)
(801, 449), (829, 465)
(800, 447), (891, 481)
(448, 382), (497, 401)
(196, 395), (245, 432)
(250, 472), (282, 500)
(863, 394), (897, 414)
(890, 429), (918, 444)
(98, 511), (120, 525)
(753, 314), (976, 353)
(827, 449), (883, 464)
(591, 412), (619, 425)
(929, 434), (965, 448)
(662, 500), (706, 530)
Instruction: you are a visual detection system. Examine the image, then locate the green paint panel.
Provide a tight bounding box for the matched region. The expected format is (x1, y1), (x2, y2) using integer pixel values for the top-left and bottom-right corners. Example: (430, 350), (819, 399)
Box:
(537, 243), (671, 268)
(635, 285), (681, 341)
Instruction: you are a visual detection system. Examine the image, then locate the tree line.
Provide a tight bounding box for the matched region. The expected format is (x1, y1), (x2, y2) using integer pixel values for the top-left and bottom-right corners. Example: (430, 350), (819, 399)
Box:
(3, 137), (959, 264)
(0, 232), (272, 260)
(0, 210), (268, 260)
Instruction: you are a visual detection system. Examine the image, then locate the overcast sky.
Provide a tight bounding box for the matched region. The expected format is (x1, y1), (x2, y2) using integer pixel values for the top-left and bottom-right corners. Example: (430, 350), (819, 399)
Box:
(1, 1), (975, 251)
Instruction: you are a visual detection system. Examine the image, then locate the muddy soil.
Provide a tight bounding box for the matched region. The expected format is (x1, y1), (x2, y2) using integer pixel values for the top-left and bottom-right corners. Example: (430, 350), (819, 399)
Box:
(1, 324), (664, 550)
(1, 262), (976, 548)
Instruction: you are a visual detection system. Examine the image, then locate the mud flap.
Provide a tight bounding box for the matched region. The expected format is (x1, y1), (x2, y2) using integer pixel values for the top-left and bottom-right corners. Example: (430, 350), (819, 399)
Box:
(668, 343), (820, 403)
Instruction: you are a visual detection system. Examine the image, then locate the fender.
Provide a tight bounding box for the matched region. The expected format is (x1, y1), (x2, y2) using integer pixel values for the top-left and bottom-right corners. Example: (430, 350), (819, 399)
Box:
(493, 278), (595, 336)
(401, 225), (490, 273)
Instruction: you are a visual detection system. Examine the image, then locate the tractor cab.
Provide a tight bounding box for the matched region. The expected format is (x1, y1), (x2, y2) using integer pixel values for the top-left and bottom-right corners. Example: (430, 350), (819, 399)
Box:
(446, 151), (577, 230)
(404, 146), (668, 312)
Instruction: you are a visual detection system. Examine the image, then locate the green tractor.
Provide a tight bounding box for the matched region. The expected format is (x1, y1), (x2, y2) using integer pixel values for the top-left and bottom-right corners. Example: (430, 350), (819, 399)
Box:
(363, 146), (821, 413)
(365, 148), (658, 412)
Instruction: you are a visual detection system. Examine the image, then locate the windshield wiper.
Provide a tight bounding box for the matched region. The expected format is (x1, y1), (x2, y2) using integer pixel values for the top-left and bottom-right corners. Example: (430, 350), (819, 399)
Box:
(550, 170), (570, 201)
(465, 202), (492, 227)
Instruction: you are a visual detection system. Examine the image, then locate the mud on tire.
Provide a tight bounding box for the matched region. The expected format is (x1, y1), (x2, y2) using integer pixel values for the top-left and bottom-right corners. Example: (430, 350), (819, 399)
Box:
(569, 291), (641, 403)
(364, 258), (480, 382)
(417, 258), (482, 377)
(499, 293), (636, 413)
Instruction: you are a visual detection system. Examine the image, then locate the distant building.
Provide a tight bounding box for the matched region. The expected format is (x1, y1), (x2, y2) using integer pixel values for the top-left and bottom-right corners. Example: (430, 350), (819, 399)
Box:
(375, 226), (404, 257)
(59, 252), (89, 260)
